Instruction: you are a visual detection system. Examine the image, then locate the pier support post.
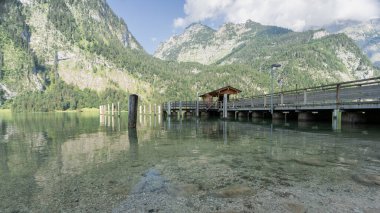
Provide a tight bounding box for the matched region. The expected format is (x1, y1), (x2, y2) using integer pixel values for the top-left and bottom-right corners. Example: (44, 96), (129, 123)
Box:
(179, 101), (183, 118)
(144, 105), (146, 115)
(154, 104), (157, 116)
(149, 104), (152, 115)
(167, 102), (171, 116)
(128, 94), (138, 128)
(158, 105), (161, 115)
(117, 102), (120, 117)
(196, 100), (199, 117)
(108, 104), (110, 115)
(139, 105), (142, 115)
(332, 109), (342, 130)
(272, 112), (284, 120)
(223, 94), (228, 119)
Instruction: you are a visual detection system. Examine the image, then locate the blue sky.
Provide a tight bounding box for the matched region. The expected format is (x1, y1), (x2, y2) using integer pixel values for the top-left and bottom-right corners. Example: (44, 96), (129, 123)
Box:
(107, 0), (380, 54)
(107, 0), (186, 54)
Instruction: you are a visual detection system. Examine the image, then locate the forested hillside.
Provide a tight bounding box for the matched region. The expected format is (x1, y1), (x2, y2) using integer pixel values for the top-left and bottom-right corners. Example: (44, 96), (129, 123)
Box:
(0, 0), (378, 112)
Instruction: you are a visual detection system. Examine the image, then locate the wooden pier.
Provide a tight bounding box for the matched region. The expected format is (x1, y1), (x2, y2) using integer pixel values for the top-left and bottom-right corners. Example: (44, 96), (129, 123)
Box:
(162, 77), (380, 129)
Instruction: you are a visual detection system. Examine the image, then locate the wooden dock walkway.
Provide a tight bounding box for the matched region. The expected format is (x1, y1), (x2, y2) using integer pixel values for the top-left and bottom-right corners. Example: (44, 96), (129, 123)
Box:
(162, 77), (380, 129)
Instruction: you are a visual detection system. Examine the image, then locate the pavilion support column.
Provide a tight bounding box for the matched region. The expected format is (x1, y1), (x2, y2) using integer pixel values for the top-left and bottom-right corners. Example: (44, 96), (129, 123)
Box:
(167, 102), (171, 116)
(179, 101), (183, 118)
(223, 94), (228, 119)
(196, 100), (200, 117)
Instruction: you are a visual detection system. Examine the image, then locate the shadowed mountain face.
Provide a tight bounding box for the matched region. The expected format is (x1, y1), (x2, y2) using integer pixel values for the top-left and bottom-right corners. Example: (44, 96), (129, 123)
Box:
(324, 19), (380, 68)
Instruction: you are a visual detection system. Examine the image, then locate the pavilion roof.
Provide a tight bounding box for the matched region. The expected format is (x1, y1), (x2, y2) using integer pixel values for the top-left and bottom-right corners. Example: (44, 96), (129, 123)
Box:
(199, 86), (241, 97)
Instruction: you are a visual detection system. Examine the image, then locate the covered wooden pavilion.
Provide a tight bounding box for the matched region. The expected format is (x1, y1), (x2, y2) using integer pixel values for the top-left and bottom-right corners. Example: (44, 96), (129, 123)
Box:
(199, 86), (241, 104)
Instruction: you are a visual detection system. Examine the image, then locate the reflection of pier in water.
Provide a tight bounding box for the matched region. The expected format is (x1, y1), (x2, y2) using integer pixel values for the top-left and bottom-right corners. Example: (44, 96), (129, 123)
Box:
(161, 117), (379, 165)
(100, 114), (162, 130)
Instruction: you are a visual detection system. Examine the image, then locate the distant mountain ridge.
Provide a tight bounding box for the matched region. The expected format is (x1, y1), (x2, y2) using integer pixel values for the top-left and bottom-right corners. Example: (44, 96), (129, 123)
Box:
(324, 18), (380, 67)
(155, 20), (378, 82)
(155, 21), (292, 65)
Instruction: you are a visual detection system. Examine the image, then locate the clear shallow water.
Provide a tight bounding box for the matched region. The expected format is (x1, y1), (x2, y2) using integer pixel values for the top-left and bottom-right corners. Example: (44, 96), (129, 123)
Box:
(0, 112), (379, 212)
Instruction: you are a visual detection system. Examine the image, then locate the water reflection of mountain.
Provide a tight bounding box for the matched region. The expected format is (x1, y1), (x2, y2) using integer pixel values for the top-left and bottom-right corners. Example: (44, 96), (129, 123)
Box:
(0, 113), (379, 212)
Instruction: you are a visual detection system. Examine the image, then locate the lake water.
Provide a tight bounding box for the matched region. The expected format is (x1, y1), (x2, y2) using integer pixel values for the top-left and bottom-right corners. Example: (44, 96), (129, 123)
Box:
(0, 112), (379, 212)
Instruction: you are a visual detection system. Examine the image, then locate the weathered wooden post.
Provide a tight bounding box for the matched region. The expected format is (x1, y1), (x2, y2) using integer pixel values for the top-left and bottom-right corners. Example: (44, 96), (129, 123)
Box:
(280, 93), (284, 106)
(303, 90), (307, 105)
(139, 105), (142, 114)
(111, 103), (115, 116)
(128, 94), (138, 128)
(223, 94), (228, 119)
(264, 95), (267, 108)
(333, 84), (342, 130)
(143, 105), (146, 114)
(107, 104), (110, 115)
(149, 104), (152, 115)
(158, 105), (161, 115)
(154, 104), (157, 116)
(117, 102), (120, 117)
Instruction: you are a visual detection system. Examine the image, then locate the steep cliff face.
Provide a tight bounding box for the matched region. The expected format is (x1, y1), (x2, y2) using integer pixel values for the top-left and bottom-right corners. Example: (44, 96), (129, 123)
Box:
(0, 0), (150, 103)
(155, 21), (290, 65)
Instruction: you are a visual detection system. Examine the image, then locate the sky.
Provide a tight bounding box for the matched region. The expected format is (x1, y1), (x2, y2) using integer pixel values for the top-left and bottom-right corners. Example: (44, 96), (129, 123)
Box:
(107, 0), (380, 54)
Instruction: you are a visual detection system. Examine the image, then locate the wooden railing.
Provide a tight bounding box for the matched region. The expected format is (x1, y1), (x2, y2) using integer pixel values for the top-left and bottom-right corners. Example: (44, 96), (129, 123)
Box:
(163, 77), (380, 111)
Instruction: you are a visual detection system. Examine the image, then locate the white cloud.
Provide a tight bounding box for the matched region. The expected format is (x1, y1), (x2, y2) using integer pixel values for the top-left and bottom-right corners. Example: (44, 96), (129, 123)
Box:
(174, 0), (380, 31)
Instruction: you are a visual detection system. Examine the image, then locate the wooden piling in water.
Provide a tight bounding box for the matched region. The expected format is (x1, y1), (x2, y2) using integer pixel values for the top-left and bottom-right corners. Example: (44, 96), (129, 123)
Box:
(118, 102), (120, 117)
(112, 103), (115, 116)
(128, 94), (138, 128)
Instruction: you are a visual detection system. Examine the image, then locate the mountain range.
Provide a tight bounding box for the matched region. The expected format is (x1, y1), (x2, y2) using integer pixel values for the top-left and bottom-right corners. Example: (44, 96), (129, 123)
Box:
(0, 0), (379, 111)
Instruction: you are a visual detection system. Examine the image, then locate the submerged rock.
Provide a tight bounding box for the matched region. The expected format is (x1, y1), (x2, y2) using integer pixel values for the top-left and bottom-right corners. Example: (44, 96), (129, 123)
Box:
(213, 185), (253, 198)
(284, 202), (307, 213)
(293, 159), (326, 167)
(352, 174), (380, 186)
(132, 169), (169, 194)
(112, 169), (192, 213)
